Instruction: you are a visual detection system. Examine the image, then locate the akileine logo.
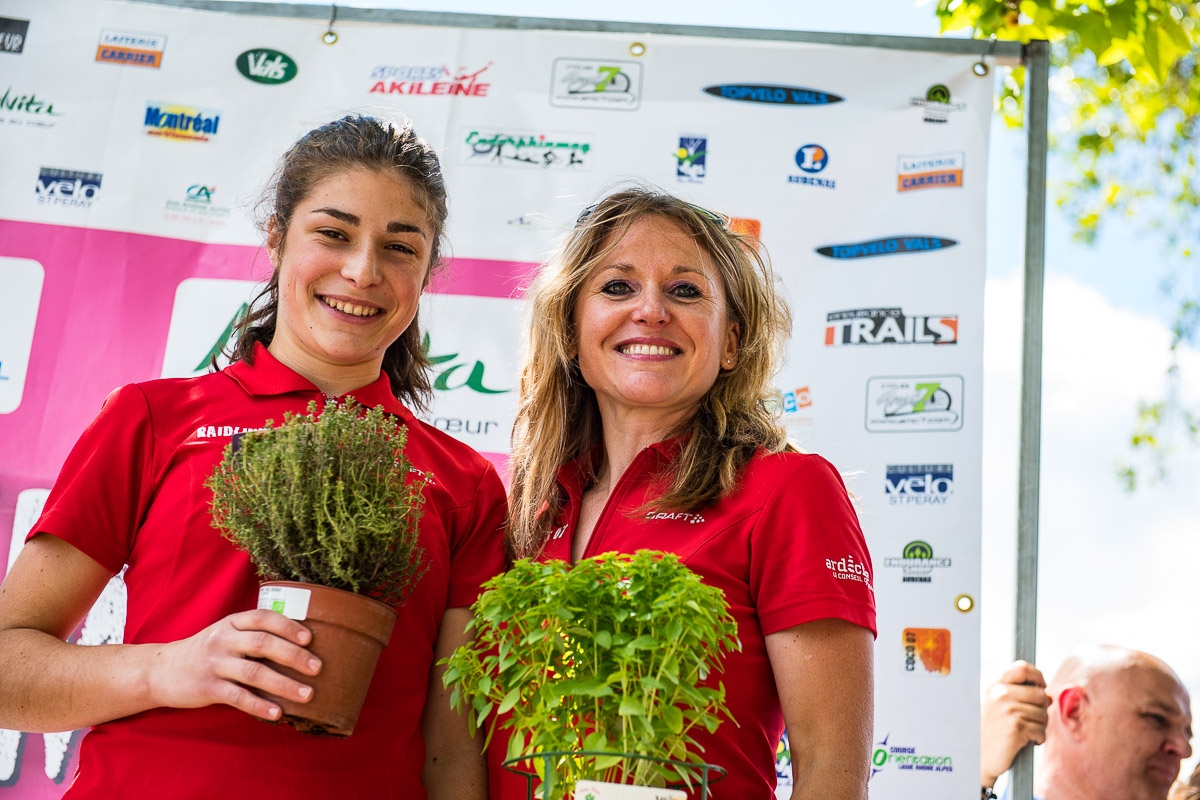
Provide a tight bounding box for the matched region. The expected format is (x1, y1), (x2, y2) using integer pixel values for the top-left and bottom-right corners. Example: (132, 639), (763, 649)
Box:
(703, 83), (843, 105)
(816, 235), (957, 260)
(370, 62), (491, 97)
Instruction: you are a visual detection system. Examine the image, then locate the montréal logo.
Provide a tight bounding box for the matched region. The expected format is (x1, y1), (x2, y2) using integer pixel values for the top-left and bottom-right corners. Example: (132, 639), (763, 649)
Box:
(702, 83), (843, 105)
(816, 236), (958, 259)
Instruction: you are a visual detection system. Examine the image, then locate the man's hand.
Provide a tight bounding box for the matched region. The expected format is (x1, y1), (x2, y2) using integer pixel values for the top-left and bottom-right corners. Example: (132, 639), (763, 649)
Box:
(981, 660), (1051, 789)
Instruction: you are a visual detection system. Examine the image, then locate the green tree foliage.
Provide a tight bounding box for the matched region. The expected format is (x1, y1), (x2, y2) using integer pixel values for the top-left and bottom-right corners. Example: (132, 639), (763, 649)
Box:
(935, 0), (1200, 487)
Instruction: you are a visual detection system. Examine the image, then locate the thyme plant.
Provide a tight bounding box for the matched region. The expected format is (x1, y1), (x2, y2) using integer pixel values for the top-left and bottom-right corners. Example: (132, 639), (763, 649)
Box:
(443, 550), (740, 797)
(207, 398), (428, 606)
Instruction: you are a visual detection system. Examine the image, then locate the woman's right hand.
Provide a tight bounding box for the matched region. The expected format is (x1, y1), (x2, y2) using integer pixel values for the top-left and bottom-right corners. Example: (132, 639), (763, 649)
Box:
(148, 609), (322, 721)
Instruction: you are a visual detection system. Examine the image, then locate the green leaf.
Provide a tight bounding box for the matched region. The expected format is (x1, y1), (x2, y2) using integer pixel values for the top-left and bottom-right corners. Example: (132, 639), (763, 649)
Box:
(498, 688), (521, 714)
(619, 696), (646, 717)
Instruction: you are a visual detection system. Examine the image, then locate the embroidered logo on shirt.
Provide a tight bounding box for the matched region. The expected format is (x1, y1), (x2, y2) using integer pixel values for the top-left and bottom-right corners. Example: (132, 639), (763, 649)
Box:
(826, 554), (872, 589)
(550, 525), (567, 540)
(193, 424), (264, 440)
(644, 510), (706, 524)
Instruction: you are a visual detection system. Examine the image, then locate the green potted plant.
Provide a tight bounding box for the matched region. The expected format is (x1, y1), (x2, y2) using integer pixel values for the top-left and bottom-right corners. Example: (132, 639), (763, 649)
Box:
(443, 550), (740, 799)
(207, 397), (428, 737)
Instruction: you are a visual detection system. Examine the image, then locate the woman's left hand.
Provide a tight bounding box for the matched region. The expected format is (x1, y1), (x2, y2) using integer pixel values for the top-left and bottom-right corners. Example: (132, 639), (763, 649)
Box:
(766, 617), (875, 800)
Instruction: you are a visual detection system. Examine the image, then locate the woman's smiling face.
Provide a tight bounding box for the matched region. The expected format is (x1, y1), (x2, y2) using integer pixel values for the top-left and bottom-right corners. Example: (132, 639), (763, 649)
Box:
(573, 214), (739, 429)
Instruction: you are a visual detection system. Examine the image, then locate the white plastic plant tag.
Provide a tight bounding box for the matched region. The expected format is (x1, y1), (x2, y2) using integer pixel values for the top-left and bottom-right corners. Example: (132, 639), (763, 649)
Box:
(573, 781), (686, 800)
(257, 585), (311, 621)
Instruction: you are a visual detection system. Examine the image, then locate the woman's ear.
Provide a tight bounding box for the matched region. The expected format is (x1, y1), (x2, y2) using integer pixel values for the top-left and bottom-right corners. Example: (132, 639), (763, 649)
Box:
(722, 321), (741, 370)
(266, 217), (283, 268)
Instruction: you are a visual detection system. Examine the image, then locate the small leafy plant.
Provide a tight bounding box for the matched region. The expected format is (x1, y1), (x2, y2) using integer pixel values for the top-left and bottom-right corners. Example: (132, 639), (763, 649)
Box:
(443, 550), (740, 798)
(207, 398), (428, 606)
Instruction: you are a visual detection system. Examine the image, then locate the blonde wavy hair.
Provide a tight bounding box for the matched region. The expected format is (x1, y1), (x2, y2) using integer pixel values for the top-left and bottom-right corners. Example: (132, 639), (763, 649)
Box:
(508, 188), (793, 559)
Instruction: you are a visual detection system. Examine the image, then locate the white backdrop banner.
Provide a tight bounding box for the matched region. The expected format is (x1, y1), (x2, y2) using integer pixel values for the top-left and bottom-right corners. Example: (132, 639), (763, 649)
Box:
(0, 1), (991, 797)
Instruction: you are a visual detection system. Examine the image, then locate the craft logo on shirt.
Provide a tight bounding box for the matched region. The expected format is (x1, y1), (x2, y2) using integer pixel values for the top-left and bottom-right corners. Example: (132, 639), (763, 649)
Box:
(0, 87), (63, 129)
(144, 102), (220, 141)
(164, 183), (233, 225)
(96, 29), (165, 68)
(237, 48), (297, 84)
(702, 82), (843, 106)
(461, 129), (592, 170)
(0, 17), (29, 55)
(369, 62), (491, 97)
(644, 509), (706, 524)
(825, 554), (871, 589)
(676, 135), (706, 183)
(903, 628), (951, 675)
(910, 83), (966, 124)
(788, 144), (836, 189)
(885, 464), (953, 505)
(884, 540), (952, 583)
(898, 151), (964, 191)
(865, 375), (963, 433)
(825, 308), (958, 346)
(816, 235), (958, 260)
(35, 167), (101, 208)
(550, 59), (642, 110)
(871, 734), (954, 777)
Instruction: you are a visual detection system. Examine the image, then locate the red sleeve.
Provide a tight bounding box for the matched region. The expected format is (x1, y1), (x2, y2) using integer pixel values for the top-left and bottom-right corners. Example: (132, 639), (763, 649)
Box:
(29, 385), (158, 575)
(749, 454), (877, 637)
(445, 461), (508, 610)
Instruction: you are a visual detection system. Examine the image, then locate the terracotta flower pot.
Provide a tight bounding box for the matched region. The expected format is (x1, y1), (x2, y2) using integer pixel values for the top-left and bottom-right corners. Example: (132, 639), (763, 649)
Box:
(255, 580), (398, 737)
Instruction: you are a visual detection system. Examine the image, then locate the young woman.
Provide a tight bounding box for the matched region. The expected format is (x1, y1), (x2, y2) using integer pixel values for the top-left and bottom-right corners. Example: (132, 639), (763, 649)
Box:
(0, 116), (504, 798)
(499, 189), (877, 799)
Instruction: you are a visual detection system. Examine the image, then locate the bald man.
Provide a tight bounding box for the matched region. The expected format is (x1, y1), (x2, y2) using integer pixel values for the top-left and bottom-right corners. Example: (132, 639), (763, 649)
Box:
(981, 646), (1193, 800)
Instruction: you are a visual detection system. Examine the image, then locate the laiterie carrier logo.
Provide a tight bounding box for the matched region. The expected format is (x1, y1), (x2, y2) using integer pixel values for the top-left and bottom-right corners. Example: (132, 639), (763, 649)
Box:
(885, 541), (952, 584)
(903, 628), (951, 675)
(825, 554), (872, 589)
(703, 83), (843, 106)
(865, 376), (963, 432)
(816, 235), (958, 260)
(550, 59), (642, 110)
(369, 62), (491, 97)
(676, 135), (706, 183)
(825, 308), (958, 346)
(144, 103), (220, 141)
(910, 83), (967, 123)
(788, 143), (835, 189)
(871, 734), (954, 777)
(885, 465), (953, 505)
(237, 49), (297, 84)
(35, 167), (101, 208)
(0, 17), (29, 54)
(898, 151), (963, 191)
(461, 130), (592, 170)
(96, 29), (165, 68)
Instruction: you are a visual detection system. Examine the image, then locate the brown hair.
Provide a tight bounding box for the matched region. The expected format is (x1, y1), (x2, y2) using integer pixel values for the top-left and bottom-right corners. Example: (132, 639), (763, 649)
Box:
(228, 114), (448, 410)
(507, 188), (793, 559)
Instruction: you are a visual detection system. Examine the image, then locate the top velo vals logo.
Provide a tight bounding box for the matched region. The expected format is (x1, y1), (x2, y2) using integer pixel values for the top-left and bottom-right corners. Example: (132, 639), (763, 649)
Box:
(825, 308), (958, 346)
(703, 83), (843, 106)
(816, 235), (957, 260)
(865, 375), (963, 432)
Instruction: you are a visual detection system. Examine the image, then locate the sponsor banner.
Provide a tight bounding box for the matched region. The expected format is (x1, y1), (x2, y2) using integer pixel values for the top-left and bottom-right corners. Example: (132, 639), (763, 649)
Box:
(898, 151), (964, 191)
(865, 376), (964, 432)
(910, 83), (967, 124)
(702, 83), (843, 106)
(884, 540), (952, 583)
(35, 167), (101, 208)
(0, 87), (62, 128)
(550, 59), (642, 110)
(236, 48), (297, 84)
(789, 143), (836, 189)
(885, 465), (954, 505)
(872, 734), (955, 777)
(904, 628), (951, 675)
(143, 102), (220, 141)
(160, 278), (259, 379)
(825, 308), (958, 346)
(0, 257), (44, 414)
(0, 17), (28, 55)
(460, 129), (591, 170)
(675, 135), (706, 183)
(368, 62), (491, 96)
(95, 29), (165, 67)
(816, 235), (958, 260)
(164, 184), (233, 225)
(825, 552), (872, 590)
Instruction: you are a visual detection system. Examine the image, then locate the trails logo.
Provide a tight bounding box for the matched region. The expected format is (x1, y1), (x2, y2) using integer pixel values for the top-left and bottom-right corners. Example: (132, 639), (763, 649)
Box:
(898, 152), (964, 192)
(369, 62), (490, 97)
(0, 17), (28, 55)
(825, 308), (958, 346)
(164, 184), (232, 225)
(96, 29), (165, 68)
(865, 375), (963, 432)
(237, 49), (297, 84)
(461, 130), (591, 170)
(825, 553), (872, 589)
(676, 135), (706, 183)
(885, 464), (953, 505)
(903, 628), (951, 675)
(885, 540), (952, 584)
(0, 87), (63, 129)
(816, 235), (957, 260)
(35, 167), (101, 208)
(703, 83), (843, 106)
(788, 143), (835, 189)
(144, 103), (220, 141)
(871, 734), (954, 777)
(550, 59), (642, 110)
(910, 83), (966, 124)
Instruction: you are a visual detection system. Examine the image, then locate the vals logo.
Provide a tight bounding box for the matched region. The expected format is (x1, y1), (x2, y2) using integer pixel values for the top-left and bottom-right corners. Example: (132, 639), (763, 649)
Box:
(0, 17), (29, 54)
(676, 135), (706, 183)
(816, 235), (957, 260)
(825, 308), (958, 346)
(898, 151), (964, 191)
(35, 167), (101, 208)
(903, 628), (951, 675)
(884, 540), (952, 583)
(703, 83), (843, 106)
(885, 464), (953, 505)
(144, 103), (220, 141)
(237, 49), (297, 84)
(96, 29), (166, 68)
(865, 375), (963, 432)
(369, 62), (489, 96)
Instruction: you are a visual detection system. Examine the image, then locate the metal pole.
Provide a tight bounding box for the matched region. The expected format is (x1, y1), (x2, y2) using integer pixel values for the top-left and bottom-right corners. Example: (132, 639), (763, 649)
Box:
(1011, 38), (1051, 800)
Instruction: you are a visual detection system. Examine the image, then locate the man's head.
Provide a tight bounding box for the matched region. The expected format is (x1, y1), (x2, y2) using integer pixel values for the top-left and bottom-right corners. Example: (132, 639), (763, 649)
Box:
(1042, 645), (1192, 800)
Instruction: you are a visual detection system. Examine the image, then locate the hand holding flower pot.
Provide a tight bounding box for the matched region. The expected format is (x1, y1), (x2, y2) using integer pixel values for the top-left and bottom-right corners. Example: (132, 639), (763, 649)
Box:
(207, 398), (428, 737)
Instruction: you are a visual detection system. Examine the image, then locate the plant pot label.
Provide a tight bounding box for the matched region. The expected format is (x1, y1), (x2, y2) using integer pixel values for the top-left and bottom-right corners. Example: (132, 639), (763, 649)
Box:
(573, 781), (686, 800)
(257, 584), (311, 620)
